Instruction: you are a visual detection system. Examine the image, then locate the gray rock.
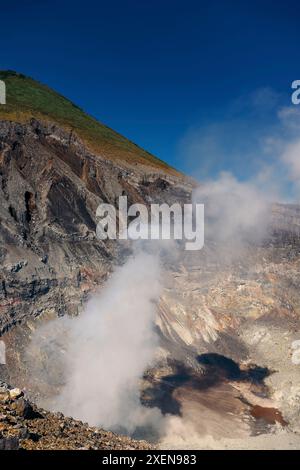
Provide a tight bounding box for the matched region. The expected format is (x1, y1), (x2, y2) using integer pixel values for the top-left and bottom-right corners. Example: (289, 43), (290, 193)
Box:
(0, 437), (19, 450)
(12, 398), (35, 419)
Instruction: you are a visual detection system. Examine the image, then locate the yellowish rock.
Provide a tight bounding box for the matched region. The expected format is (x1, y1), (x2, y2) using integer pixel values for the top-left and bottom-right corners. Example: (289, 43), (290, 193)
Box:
(0, 391), (10, 402)
(9, 388), (23, 400)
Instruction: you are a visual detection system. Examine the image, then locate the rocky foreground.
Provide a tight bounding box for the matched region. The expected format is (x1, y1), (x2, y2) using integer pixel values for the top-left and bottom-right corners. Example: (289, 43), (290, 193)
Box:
(0, 382), (153, 450)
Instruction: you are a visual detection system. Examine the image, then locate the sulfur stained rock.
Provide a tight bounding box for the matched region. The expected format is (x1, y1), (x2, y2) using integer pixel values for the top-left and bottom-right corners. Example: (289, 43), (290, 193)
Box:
(9, 388), (23, 400)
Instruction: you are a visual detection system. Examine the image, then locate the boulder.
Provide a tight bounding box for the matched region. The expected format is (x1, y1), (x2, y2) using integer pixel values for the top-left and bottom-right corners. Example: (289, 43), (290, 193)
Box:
(9, 388), (23, 400)
(12, 398), (35, 419)
(0, 390), (10, 403)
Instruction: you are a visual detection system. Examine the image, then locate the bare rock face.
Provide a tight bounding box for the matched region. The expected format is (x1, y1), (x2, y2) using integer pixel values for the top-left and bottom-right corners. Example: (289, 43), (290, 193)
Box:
(0, 118), (191, 334)
(1, 113), (300, 449)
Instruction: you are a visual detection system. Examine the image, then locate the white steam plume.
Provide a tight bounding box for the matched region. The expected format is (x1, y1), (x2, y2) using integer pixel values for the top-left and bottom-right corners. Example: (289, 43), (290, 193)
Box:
(193, 172), (272, 246)
(29, 251), (164, 434)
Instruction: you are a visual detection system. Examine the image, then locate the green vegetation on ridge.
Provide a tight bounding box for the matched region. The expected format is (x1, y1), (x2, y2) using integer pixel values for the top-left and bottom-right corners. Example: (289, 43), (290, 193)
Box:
(0, 70), (175, 172)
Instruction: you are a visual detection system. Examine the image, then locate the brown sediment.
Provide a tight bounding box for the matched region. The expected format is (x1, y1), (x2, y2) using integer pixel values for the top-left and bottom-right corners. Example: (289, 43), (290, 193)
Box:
(250, 405), (288, 426)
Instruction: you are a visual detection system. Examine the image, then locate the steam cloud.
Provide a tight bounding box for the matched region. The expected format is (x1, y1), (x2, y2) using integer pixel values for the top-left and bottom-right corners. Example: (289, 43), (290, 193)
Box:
(193, 172), (272, 245)
(29, 251), (164, 434)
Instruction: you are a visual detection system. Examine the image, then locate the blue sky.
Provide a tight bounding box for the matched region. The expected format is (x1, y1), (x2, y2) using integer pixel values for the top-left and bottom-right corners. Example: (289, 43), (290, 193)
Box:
(1, 0), (300, 178)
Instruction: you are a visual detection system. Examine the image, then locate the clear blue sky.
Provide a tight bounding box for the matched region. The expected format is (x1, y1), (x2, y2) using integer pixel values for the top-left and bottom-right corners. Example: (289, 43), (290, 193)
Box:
(1, 0), (300, 178)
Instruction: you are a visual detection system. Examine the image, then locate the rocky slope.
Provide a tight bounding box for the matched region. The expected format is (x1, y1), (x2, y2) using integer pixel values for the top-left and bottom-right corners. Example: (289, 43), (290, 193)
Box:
(152, 234), (300, 447)
(0, 71), (192, 449)
(0, 382), (153, 450)
(0, 117), (191, 335)
(1, 71), (300, 450)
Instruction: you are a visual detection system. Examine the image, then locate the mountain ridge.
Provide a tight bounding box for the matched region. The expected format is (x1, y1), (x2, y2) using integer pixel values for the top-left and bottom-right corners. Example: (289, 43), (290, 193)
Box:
(0, 70), (179, 175)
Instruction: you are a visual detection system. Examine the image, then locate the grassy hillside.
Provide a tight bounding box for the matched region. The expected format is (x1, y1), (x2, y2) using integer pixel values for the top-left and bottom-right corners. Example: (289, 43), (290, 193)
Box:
(0, 70), (176, 173)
